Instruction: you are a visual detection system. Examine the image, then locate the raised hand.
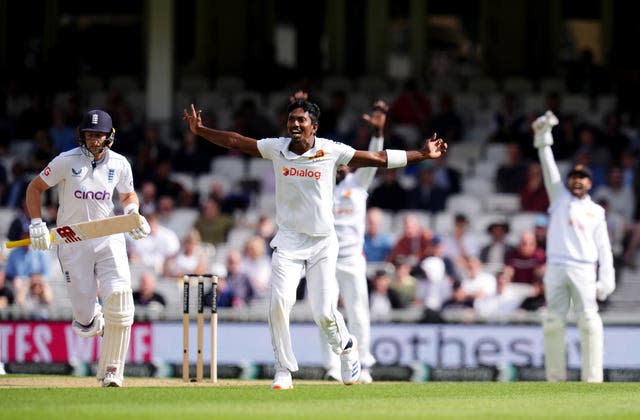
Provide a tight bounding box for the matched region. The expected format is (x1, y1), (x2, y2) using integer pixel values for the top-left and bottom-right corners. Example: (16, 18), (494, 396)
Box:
(362, 100), (388, 133)
(422, 133), (448, 159)
(183, 104), (203, 134)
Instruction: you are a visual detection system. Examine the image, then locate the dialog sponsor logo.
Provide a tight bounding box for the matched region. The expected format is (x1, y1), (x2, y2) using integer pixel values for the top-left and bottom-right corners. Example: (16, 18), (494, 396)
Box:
(282, 167), (322, 180)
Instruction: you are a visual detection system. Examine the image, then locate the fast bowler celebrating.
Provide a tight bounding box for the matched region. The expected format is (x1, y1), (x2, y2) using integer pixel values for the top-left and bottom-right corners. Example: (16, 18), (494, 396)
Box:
(25, 109), (151, 387)
(533, 110), (615, 382)
(184, 99), (446, 389)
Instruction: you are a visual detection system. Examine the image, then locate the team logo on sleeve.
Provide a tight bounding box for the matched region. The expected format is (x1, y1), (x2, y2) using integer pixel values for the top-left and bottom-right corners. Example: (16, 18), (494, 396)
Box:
(282, 166), (322, 180)
(43, 166), (51, 176)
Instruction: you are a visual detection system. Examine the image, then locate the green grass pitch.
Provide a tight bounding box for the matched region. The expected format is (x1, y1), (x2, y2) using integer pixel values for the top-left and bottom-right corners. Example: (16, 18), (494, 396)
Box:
(1, 378), (640, 419)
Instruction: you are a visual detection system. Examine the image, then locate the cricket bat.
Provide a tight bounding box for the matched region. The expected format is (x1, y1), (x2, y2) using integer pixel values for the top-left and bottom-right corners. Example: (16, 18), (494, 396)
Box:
(5, 213), (145, 249)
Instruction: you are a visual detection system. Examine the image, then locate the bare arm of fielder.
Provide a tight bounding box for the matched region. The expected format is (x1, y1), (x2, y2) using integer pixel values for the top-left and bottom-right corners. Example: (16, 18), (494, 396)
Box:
(182, 104), (447, 167)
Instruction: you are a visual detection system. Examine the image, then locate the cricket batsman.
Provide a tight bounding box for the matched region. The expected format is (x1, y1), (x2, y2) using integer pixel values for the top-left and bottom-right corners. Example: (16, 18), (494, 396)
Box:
(25, 109), (151, 387)
(533, 110), (615, 382)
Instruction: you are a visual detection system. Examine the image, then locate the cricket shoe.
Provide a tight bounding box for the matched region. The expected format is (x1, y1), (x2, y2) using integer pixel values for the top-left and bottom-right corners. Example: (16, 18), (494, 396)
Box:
(270, 369), (293, 390)
(324, 366), (341, 381)
(340, 336), (361, 385)
(359, 368), (373, 384)
(101, 366), (122, 388)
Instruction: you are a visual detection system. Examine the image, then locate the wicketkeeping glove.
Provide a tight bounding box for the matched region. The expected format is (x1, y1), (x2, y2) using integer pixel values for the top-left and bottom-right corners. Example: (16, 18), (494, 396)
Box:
(531, 110), (559, 148)
(124, 203), (151, 240)
(29, 218), (51, 250)
(596, 278), (615, 301)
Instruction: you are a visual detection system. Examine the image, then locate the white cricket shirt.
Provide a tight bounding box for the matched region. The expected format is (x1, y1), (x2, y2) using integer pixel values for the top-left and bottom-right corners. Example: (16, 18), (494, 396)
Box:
(333, 137), (383, 257)
(538, 147), (612, 267)
(39, 147), (135, 226)
(257, 137), (355, 236)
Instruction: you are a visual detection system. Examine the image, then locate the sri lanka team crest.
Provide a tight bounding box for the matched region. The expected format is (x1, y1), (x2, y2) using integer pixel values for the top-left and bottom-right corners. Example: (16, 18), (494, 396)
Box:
(282, 166), (322, 180)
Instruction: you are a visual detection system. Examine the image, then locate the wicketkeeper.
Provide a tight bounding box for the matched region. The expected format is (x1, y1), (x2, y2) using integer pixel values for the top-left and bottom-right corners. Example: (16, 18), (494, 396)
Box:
(25, 109), (151, 387)
(533, 110), (615, 382)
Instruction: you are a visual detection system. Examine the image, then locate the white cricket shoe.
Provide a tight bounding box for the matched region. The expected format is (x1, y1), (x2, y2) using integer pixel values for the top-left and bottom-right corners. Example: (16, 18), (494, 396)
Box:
(340, 336), (361, 385)
(324, 366), (341, 381)
(101, 367), (122, 388)
(359, 368), (373, 384)
(270, 369), (293, 390)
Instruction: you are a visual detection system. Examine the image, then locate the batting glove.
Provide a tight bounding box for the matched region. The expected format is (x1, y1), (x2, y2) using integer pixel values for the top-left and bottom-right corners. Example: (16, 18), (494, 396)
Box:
(29, 218), (51, 250)
(124, 203), (151, 240)
(532, 110), (559, 148)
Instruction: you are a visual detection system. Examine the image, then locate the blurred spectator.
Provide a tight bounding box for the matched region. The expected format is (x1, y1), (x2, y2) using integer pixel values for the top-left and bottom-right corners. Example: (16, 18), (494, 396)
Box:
(29, 129), (55, 174)
(368, 269), (405, 322)
(240, 235), (271, 301)
(204, 273), (235, 308)
(442, 257), (496, 317)
(413, 255), (452, 316)
(503, 231), (546, 311)
(488, 93), (527, 143)
(0, 267), (15, 309)
(571, 126), (608, 189)
(479, 218), (514, 275)
(593, 166), (635, 226)
(431, 93), (464, 143)
(363, 207), (394, 263)
(474, 268), (535, 320)
(5, 226), (52, 301)
(138, 180), (158, 215)
(596, 198), (628, 266)
(367, 168), (407, 212)
(495, 141), (529, 194)
(132, 271), (166, 309)
(163, 229), (208, 278)
(254, 214), (276, 256)
(431, 154), (462, 199)
(172, 129), (211, 175)
(440, 213), (482, 270)
(387, 79), (432, 148)
(534, 214), (549, 251)
(316, 89), (359, 144)
(128, 213), (180, 274)
(224, 249), (255, 307)
(147, 159), (193, 208)
(230, 97), (278, 140)
(18, 273), (53, 319)
(5, 161), (30, 209)
(386, 213), (433, 267)
(134, 124), (172, 181)
(49, 108), (77, 153)
(406, 165), (448, 213)
(519, 162), (550, 213)
(111, 104), (143, 160)
(389, 257), (418, 307)
(194, 197), (235, 246)
(601, 112), (630, 165)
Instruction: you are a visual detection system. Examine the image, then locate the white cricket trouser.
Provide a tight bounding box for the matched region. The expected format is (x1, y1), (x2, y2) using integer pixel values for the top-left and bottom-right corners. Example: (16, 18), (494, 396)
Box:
(269, 232), (351, 372)
(321, 253), (376, 371)
(543, 263), (603, 382)
(57, 234), (132, 325)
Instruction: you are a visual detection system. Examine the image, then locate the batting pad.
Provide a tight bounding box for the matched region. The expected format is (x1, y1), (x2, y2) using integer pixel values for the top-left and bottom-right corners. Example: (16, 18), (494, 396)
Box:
(96, 289), (134, 382)
(542, 312), (567, 382)
(578, 313), (604, 382)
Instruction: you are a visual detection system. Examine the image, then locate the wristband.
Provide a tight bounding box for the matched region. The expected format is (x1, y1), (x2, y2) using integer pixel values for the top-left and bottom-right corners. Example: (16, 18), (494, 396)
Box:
(386, 149), (408, 168)
(30, 218), (43, 225)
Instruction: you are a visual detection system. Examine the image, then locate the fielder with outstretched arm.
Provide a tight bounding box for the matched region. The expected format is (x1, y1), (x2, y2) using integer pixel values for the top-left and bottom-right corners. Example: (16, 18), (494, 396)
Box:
(184, 99), (447, 390)
(25, 109), (151, 387)
(321, 99), (388, 384)
(533, 110), (615, 382)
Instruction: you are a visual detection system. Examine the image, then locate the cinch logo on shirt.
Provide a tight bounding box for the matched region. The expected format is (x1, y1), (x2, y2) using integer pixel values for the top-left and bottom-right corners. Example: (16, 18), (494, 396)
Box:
(74, 190), (111, 200)
(282, 166), (322, 180)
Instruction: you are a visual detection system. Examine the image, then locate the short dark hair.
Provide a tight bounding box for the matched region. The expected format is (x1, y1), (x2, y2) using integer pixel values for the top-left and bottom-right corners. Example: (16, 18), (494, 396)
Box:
(287, 99), (321, 124)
